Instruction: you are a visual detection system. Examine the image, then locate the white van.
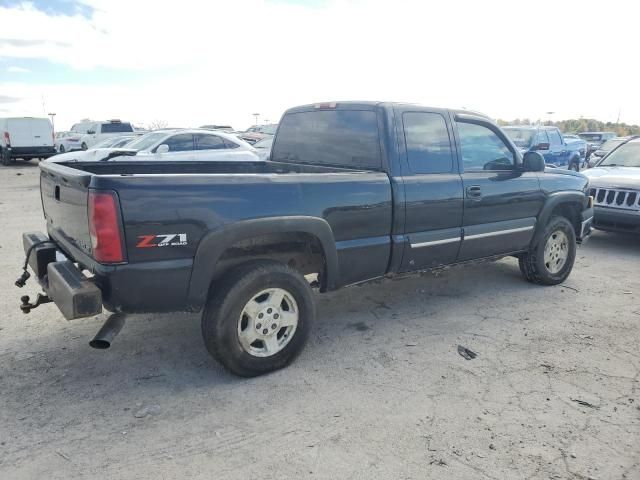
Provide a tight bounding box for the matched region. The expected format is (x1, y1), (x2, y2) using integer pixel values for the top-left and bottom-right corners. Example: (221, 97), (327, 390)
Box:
(70, 119), (135, 150)
(0, 117), (56, 165)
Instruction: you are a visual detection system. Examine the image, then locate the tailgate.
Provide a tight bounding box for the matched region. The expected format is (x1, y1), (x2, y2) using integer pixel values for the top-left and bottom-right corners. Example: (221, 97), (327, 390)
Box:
(40, 162), (94, 258)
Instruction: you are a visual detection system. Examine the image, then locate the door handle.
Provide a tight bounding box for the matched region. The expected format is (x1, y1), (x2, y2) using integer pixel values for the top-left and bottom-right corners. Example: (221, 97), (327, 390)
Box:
(466, 185), (482, 199)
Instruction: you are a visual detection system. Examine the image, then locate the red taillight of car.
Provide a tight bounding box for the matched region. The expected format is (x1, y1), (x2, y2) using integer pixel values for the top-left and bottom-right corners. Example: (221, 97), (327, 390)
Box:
(88, 190), (125, 264)
(3, 131), (10, 145)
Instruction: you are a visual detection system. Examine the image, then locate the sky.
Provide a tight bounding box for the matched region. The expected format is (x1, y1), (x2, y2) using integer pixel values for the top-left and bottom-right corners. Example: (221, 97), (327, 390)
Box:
(0, 0), (639, 131)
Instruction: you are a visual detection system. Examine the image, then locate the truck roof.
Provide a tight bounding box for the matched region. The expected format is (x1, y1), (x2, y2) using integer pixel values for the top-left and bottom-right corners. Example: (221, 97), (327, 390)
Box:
(284, 101), (491, 119)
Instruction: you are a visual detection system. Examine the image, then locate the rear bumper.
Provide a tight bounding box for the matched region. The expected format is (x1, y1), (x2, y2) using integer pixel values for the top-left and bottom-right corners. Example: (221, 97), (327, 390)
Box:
(23, 231), (194, 317)
(22, 232), (102, 320)
(592, 206), (640, 233)
(9, 146), (57, 158)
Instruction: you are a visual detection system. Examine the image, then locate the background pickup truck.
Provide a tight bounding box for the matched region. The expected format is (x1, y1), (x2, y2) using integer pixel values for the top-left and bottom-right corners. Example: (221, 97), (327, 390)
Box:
(503, 125), (585, 171)
(20, 102), (593, 376)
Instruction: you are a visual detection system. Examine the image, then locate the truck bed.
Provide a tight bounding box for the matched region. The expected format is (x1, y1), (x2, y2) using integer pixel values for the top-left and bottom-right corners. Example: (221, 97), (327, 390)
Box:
(39, 159), (394, 312)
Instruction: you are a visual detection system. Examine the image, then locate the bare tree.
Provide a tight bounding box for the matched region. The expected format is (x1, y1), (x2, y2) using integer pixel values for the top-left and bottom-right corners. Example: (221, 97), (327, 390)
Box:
(148, 119), (168, 130)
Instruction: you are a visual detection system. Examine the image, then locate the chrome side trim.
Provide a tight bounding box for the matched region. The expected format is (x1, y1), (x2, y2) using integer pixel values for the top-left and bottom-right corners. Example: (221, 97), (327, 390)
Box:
(464, 225), (534, 240)
(410, 236), (461, 248)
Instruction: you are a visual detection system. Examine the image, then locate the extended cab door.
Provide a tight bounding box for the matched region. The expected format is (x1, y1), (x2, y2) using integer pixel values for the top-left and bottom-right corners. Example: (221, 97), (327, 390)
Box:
(547, 128), (569, 167)
(395, 107), (463, 272)
(453, 115), (544, 261)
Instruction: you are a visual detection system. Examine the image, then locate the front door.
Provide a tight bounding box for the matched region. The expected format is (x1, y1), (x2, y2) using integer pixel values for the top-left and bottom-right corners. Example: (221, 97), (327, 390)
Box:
(454, 118), (544, 261)
(396, 107), (463, 272)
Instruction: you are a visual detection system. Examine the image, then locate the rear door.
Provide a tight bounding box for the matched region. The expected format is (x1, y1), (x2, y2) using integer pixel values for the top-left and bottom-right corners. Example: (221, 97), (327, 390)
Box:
(454, 115), (543, 261)
(8, 118), (52, 147)
(394, 107), (463, 271)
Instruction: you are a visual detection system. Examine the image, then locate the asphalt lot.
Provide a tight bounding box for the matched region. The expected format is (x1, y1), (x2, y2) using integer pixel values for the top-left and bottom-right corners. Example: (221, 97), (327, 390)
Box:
(0, 160), (638, 480)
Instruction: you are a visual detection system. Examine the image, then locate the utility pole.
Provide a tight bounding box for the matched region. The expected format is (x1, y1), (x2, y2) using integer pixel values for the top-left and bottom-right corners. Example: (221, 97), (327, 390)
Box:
(252, 113), (260, 126)
(48, 112), (56, 132)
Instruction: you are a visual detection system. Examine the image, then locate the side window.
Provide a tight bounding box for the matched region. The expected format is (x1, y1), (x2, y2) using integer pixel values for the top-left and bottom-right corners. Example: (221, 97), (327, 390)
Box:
(162, 133), (194, 152)
(194, 133), (227, 150)
(402, 112), (453, 174)
(457, 122), (515, 171)
(223, 138), (239, 149)
(547, 129), (562, 146)
(537, 130), (549, 145)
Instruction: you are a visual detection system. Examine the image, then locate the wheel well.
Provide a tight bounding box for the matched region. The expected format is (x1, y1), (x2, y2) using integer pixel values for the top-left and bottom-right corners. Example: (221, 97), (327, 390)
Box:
(550, 202), (581, 234)
(212, 232), (326, 287)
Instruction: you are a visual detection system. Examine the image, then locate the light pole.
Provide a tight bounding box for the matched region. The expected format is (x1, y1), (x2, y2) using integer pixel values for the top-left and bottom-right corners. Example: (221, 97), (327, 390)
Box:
(545, 111), (554, 126)
(48, 112), (56, 132)
(252, 113), (260, 126)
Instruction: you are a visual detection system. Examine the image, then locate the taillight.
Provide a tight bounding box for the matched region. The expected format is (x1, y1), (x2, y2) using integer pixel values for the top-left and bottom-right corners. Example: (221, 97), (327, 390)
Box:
(3, 131), (10, 145)
(88, 190), (125, 263)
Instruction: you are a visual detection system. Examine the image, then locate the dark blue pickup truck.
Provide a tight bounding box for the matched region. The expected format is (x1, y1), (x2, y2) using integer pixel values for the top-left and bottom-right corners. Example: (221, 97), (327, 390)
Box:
(503, 126), (585, 171)
(18, 102), (594, 376)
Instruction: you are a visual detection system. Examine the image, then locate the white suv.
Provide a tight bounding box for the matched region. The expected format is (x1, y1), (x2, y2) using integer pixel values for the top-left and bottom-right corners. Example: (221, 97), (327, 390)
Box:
(70, 119), (135, 150)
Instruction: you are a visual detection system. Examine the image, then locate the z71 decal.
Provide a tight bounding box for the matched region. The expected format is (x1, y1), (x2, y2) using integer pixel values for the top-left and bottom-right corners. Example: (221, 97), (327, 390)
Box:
(136, 233), (188, 248)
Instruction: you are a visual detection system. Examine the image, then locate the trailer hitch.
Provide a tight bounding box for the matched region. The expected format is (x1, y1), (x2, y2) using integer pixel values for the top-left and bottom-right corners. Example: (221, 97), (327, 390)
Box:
(20, 294), (53, 314)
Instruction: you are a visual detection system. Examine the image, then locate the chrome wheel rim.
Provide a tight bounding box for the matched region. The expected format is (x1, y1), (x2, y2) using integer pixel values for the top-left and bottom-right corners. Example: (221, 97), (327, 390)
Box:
(544, 229), (569, 274)
(237, 288), (299, 357)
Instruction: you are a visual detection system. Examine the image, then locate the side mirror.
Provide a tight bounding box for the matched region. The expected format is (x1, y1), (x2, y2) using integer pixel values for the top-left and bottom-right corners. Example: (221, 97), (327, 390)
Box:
(156, 144), (169, 154)
(533, 142), (550, 151)
(87, 130), (95, 135)
(523, 152), (545, 172)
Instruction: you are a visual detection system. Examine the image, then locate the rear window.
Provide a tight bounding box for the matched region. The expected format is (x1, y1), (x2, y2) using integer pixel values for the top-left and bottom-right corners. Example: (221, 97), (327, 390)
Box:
(101, 122), (134, 133)
(271, 110), (381, 169)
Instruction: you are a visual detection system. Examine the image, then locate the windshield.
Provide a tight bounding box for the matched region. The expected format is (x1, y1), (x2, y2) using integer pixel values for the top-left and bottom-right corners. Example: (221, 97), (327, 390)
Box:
(261, 124), (278, 135)
(599, 139), (624, 152)
(124, 132), (167, 151)
(578, 133), (603, 142)
(254, 137), (273, 149)
(93, 136), (132, 148)
(599, 142), (640, 167)
(503, 128), (536, 148)
(101, 122), (134, 133)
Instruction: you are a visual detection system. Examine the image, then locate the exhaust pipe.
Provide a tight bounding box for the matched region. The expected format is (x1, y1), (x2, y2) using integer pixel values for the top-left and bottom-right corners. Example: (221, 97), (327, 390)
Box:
(89, 313), (126, 349)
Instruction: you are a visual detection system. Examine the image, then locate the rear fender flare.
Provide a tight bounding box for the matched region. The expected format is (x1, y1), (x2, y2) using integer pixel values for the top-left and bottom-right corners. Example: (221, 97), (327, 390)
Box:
(186, 216), (338, 309)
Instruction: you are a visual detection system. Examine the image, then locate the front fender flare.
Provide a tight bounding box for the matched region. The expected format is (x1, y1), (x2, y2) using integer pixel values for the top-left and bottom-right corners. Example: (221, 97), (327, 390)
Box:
(186, 216), (339, 310)
(531, 191), (587, 248)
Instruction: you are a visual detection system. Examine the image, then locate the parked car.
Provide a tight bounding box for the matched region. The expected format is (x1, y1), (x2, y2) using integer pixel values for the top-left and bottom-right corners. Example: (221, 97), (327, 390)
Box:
(18, 101), (593, 377)
(54, 131), (83, 153)
(0, 117), (56, 165)
(583, 137), (640, 233)
(240, 124), (278, 144)
(47, 129), (259, 162)
(503, 126), (584, 170)
(200, 125), (235, 132)
(578, 131), (616, 158)
(90, 135), (139, 149)
(253, 136), (273, 160)
(586, 136), (636, 168)
(70, 119), (135, 150)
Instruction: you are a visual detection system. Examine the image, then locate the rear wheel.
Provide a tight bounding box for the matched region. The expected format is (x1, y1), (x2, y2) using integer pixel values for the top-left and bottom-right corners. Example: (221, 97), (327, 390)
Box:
(1, 148), (11, 166)
(81, 142), (88, 150)
(201, 260), (315, 377)
(519, 216), (576, 285)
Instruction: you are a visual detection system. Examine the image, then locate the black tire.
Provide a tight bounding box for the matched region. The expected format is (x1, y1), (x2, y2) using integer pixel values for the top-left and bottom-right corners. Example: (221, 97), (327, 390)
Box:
(1, 148), (11, 166)
(81, 142), (88, 150)
(201, 260), (315, 377)
(59, 145), (66, 153)
(519, 216), (576, 285)
(568, 157), (580, 172)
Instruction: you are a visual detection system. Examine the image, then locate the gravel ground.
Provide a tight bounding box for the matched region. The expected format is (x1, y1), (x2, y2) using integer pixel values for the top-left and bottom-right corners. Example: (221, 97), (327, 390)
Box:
(1, 160), (638, 479)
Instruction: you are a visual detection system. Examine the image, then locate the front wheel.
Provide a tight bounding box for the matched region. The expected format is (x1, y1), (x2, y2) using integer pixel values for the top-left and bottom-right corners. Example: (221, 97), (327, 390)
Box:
(201, 260), (315, 377)
(519, 216), (576, 285)
(81, 142), (88, 150)
(59, 145), (66, 153)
